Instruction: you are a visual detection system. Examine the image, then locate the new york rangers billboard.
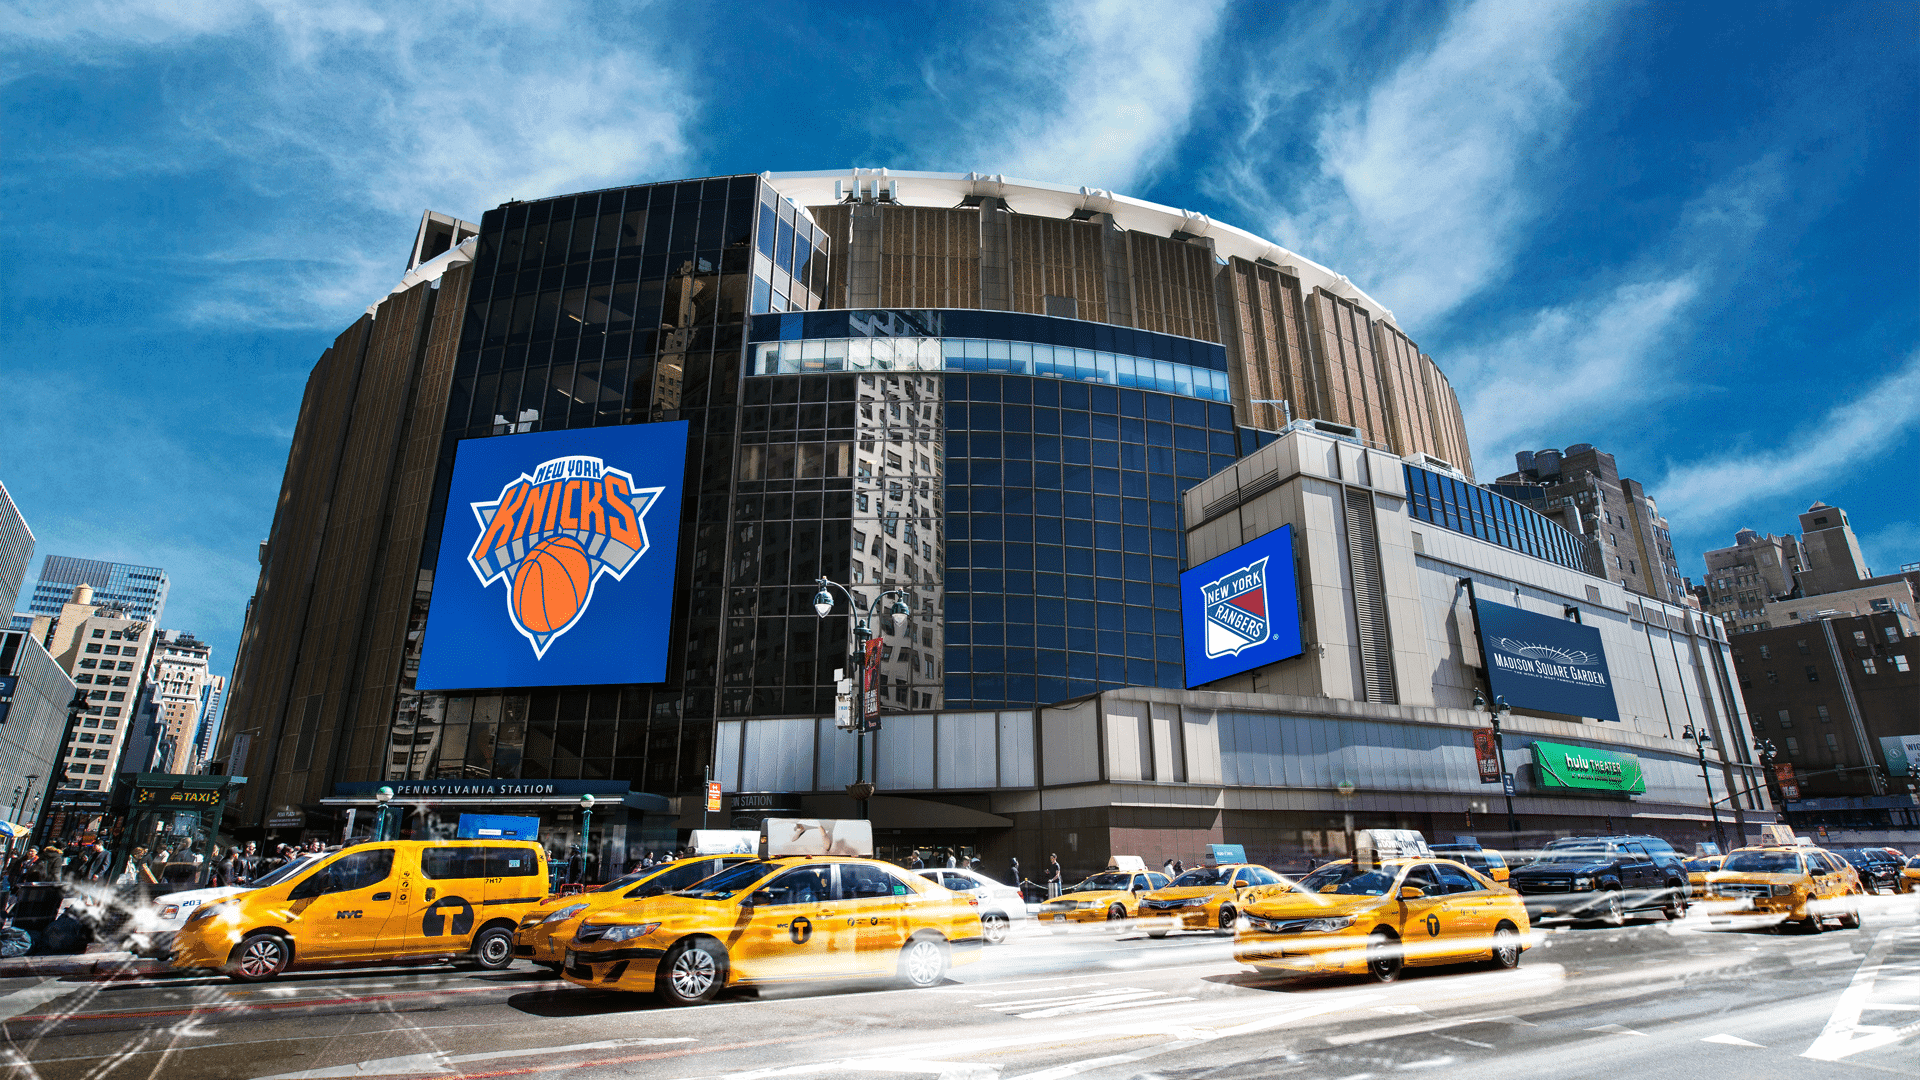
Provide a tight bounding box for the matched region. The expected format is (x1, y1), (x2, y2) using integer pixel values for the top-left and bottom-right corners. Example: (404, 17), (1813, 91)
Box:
(1470, 597), (1620, 722)
(1181, 525), (1304, 687)
(416, 422), (688, 690)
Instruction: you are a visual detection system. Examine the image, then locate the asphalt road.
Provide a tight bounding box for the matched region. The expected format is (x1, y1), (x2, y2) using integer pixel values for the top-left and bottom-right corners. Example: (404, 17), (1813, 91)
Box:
(5, 896), (1917, 1080)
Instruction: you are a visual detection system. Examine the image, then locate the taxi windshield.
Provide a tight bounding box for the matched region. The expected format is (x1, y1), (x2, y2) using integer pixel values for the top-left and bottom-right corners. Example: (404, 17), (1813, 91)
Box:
(1065, 873), (1134, 893)
(250, 855), (318, 889)
(594, 871), (651, 894)
(1909, 856), (1920, 869)
(1722, 851), (1805, 874)
(679, 860), (779, 899)
(1169, 867), (1233, 887)
(1295, 862), (1400, 896)
(1682, 858), (1720, 872)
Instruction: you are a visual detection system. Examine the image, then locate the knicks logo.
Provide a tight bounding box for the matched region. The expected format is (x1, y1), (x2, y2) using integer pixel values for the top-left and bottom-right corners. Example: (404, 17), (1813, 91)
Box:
(466, 454), (662, 658)
(1201, 556), (1270, 659)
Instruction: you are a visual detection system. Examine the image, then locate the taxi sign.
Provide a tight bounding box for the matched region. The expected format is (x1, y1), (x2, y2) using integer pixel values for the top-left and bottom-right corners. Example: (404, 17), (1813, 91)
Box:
(761, 818), (873, 858)
(688, 829), (757, 855)
(1108, 855), (1147, 872)
(1356, 829), (1431, 866)
(1760, 824), (1797, 846)
(1206, 844), (1247, 865)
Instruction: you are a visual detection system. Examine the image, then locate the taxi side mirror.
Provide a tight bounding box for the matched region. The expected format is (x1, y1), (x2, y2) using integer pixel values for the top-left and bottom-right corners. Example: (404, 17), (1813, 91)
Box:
(1398, 886), (1425, 900)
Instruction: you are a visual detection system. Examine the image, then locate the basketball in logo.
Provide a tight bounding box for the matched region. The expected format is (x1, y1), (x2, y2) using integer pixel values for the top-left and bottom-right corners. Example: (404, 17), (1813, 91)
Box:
(512, 535), (593, 635)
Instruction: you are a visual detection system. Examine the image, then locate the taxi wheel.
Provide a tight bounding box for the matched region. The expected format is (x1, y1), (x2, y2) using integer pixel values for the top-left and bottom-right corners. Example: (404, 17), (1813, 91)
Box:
(1800, 913), (1825, 935)
(897, 936), (949, 989)
(1216, 906), (1237, 936)
(982, 913), (1011, 945)
(228, 932), (290, 983)
(1489, 922), (1522, 970)
(1107, 904), (1128, 927)
(469, 927), (515, 970)
(656, 938), (727, 1006)
(1838, 907), (1862, 930)
(1365, 933), (1403, 983)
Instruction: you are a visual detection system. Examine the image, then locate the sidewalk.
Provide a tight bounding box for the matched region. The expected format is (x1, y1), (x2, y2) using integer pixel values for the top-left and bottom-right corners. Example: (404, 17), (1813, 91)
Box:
(0, 947), (166, 979)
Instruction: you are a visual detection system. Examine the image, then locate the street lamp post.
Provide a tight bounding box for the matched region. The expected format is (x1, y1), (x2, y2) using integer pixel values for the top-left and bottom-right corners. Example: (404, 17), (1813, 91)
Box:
(34, 690), (92, 848)
(1337, 779), (1356, 860)
(811, 577), (912, 817)
(579, 794), (595, 885)
(373, 785), (393, 842)
(1683, 726), (1727, 851)
(1474, 690), (1519, 836)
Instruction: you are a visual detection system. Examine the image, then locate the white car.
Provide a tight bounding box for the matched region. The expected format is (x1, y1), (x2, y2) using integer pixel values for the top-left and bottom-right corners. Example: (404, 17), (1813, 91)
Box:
(917, 867), (1027, 944)
(125, 854), (319, 958)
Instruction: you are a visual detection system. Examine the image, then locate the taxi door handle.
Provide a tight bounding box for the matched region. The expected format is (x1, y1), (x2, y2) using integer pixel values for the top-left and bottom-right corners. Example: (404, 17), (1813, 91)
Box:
(372, 892), (392, 902)
(426, 888), (437, 901)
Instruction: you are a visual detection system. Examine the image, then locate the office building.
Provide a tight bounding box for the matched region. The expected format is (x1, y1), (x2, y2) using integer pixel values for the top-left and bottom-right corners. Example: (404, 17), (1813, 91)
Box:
(1701, 501), (1915, 634)
(217, 171), (1758, 871)
(1491, 445), (1685, 605)
(0, 483), (32, 620)
(137, 631), (219, 774)
(36, 584), (156, 791)
(27, 557), (168, 626)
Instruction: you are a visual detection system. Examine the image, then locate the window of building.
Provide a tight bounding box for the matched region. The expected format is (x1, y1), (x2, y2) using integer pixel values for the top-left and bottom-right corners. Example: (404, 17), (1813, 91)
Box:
(1777, 709), (1792, 728)
(102, 719), (115, 729)
(1885, 626), (1900, 643)
(1758, 645), (1770, 659)
(1805, 666), (1819, 682)
(1894, 655), (1911, 672)
(77, 733), (94, 743)
(83, 780), (100, 790)
(1815, 704), (1831, 722)
(1764, 670), (1778, 684)
(1863, 658), (1878, 674)
(97, 735), (112, 746)
(1796, 639), (1810, 654)
(1824, 733), (1840, 754)
(1853, 630), (1869, 646)
(1784, 736), (1800, 755)
(104, 708), (119, 717)
(84, 644), (100, 654)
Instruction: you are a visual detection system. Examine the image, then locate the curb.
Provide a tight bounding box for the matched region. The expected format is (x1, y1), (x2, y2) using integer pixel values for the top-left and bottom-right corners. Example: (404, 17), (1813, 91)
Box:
(0, 952), (169, 979)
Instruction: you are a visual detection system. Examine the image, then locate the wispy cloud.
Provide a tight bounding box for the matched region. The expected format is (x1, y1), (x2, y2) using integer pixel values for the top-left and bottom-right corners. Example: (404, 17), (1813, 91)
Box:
(1219, 0), (1617, 327)
(1656, 349), (1920, 526)
(4, 0), (698, 328)
(1455, 154), (1791, 462)
(912, 0), (1228, 193)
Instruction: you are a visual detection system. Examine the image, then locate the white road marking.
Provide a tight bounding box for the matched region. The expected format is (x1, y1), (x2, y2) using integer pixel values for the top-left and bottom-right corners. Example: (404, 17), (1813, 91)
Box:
(1803, 927), (1920, 1061)
(1702, 1034), (1764, 1047)
(1584, 1024), (1648, 1036)
(1432, 1033), (1493, 1049)
(1016, 995), (1194, 1019)
(248, 1037), (696, 1079)
(709, 1058), (999, 1080)
(0, 978), (84, 1023)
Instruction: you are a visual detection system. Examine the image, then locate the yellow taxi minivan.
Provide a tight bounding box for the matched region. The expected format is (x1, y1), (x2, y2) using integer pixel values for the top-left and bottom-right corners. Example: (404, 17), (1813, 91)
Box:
(515, 852), (756, 968)
(170, 840), (549, 982)
(1702, 843), (1862, 932)
(1140, 862), (1292, 936)
(1234, 855), (1531, 982)
(560, 819), (980, 1005)
(1904, 855), (1920, 894)
(1037, 858), (1171, 928)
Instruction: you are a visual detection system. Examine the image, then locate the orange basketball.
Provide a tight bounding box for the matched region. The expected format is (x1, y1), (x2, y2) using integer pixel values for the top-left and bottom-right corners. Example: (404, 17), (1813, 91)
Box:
(512, 535), (593, 634)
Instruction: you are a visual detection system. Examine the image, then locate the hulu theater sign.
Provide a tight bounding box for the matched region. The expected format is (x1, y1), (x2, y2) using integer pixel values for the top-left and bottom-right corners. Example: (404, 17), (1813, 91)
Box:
(1533, 740), (1646, 795)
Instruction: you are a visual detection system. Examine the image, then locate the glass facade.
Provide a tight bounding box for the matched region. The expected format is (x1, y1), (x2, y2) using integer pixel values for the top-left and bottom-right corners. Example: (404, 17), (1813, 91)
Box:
(29, 557), (169, 623)
(1403, 463), (1599, 576)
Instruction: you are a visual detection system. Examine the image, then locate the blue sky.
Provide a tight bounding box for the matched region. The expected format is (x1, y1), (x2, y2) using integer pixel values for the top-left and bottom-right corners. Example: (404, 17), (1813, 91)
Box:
(3, 0), (1915, 681)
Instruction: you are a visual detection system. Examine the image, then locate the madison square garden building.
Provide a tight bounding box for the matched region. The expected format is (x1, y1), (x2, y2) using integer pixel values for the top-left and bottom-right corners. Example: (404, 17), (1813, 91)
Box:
(217, 171), (1775, 875)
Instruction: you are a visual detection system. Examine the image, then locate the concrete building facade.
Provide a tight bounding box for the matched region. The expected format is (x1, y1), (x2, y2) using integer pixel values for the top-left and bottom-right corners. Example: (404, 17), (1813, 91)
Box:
(33, 584), (156, 792)
(139, 631), (219, 775)
(0, 483), (32, 621)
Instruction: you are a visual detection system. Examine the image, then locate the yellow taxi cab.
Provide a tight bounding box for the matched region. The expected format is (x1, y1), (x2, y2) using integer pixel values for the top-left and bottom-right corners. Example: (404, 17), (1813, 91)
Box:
(1037, 857), (1171, 928)
(560, 819), (981, 1006)
(1902, 855), (1920, 894)
(170, 840), (549, 982)
(1233, 855), (1530, 982)
(1682, 854), (1725, 895)
(1140, 860), (1292, 937)
(1703, 843), (1863, 932)
(514, 852), (757, 969)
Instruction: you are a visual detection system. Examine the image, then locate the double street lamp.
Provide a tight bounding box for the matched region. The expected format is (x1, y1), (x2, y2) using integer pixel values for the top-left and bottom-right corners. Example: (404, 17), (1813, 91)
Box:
(579, 793), (595, 884)
(1682, 725), (1728, 852)
(811, 578), (911, 811)
(373, 786), (393, 841)
(1473, 690), (1520, 835)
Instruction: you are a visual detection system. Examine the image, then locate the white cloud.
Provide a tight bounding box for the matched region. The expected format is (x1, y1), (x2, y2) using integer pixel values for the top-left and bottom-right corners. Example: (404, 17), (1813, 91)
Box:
(916, 0), (1228, 193)
(4, 0), (698, 327)
(1227, 0), (1616, 327)
(1656, 350), (1920, 526)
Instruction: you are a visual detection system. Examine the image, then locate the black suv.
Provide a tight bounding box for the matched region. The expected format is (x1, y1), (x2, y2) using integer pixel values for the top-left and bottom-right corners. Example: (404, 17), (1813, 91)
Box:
(1506, 835), (1688, 923)
(1832, 848), (1902, 894)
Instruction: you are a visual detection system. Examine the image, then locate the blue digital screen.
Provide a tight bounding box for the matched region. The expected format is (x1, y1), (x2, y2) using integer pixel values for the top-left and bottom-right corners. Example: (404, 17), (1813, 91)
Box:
(1181, 525), (1304, 687)
(417, 422), (688, 690)
(1472, 597), (1620, 722)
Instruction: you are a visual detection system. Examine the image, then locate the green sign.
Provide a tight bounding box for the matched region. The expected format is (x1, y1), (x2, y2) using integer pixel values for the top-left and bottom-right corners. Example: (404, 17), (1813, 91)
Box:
(1532, 740), (1646, 794)
(1882, 735), (1920, 779)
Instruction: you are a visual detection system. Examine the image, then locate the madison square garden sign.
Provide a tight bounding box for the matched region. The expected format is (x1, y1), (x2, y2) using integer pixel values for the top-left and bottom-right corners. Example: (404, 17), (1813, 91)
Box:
(1470, 596), (1621, 722)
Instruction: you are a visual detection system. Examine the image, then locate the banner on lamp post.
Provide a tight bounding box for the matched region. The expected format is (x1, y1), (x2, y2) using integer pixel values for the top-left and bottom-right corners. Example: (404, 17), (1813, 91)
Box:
(1472, 729), (1502, 784)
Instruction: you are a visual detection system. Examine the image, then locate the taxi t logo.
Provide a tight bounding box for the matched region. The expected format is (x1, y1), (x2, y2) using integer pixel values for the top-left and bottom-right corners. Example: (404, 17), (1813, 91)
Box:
(467, 455), (663, 658)
(1201, 556), (1271, 659)
(1425, 913), (1441, 938)
(788, 916), (812, 945)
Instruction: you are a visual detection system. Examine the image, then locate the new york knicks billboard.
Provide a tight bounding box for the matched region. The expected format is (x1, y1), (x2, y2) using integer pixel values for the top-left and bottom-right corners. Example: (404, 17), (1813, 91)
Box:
(1181, 525), (1303, 687)
(416, 422), (688, 690)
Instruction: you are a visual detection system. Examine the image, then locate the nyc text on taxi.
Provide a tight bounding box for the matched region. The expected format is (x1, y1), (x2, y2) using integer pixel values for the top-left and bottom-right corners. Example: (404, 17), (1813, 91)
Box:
(561, 857), (982, 1005)
(170, 841), (549, 981)
(1234, 857), (1530, 982)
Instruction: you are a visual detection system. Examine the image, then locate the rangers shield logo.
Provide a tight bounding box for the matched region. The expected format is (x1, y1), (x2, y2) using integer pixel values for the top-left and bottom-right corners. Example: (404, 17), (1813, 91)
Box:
(466, 454), (661, 659)
(1202, 556), (1270, 659)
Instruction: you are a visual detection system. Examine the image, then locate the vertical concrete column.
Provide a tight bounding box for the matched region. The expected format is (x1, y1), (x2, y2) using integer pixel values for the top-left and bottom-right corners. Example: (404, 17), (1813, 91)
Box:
(977, 199), (1011, 311)
(847, 202), (883, 309)
(1096, 214), (1135, 327)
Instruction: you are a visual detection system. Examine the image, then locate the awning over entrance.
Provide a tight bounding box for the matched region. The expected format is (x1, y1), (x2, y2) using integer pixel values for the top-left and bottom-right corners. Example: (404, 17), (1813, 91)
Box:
(323, 780), (671, 815)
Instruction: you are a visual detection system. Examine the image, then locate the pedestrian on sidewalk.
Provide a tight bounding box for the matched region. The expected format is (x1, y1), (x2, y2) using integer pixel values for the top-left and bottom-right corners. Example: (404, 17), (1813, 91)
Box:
(83, 843), (111, 884)
(1047, 854), (1062, 898)
(1009, 855), (1019, 887)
